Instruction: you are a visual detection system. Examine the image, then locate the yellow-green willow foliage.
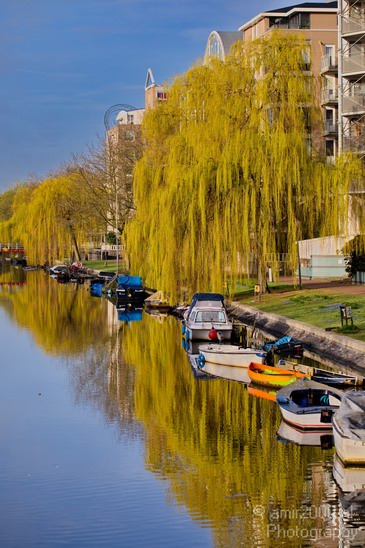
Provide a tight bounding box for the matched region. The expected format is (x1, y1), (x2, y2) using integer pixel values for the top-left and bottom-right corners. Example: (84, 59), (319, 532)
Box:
(119, 315), (334, 544)
(124, 32), (362, 301)
(0, 174), (101, 264)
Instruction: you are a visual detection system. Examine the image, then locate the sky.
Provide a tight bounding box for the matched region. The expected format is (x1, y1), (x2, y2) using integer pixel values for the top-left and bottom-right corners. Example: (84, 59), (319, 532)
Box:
(0, 0), (294, 190)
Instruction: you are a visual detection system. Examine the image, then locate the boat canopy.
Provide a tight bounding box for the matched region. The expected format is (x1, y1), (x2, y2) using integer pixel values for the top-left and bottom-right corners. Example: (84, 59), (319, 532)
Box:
(191, 292), (224, 303)
(335, 392), (365, 440)
(117, 275), (143, 289)
(186, 292), (225, 314)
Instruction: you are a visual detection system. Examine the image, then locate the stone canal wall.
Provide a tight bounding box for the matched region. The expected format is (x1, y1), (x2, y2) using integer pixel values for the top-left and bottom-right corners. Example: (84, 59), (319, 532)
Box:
(227, 302), (365, 376)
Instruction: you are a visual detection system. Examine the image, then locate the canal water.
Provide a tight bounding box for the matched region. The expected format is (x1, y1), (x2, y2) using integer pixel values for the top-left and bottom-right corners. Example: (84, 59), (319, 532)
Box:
(0, 268), (365, 547)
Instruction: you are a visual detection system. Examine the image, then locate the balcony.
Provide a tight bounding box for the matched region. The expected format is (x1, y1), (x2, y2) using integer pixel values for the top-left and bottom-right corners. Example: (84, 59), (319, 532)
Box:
(323, 120), (338, 135)
(341, 17), (365, 36)
(343, 134), (365, 154)
(320, 55), (338, 74)
(342, 53), (365, 75)
(342, 93), (365, 115)
(321, 88), (338, 104)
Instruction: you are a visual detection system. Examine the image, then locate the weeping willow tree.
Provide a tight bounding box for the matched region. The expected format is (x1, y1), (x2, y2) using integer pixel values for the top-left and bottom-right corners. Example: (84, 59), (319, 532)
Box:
(0, 172), (103, 264)
(124, 32), (362, 302)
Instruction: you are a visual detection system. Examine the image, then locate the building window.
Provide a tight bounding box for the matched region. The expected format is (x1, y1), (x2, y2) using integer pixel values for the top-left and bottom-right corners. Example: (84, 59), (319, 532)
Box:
(326, 140), (334, 157)
(302, 46), (311, 70)
(207, 34), (224, 60)
(127, 114), (134, 124)
(270, 12), (310, 30)
(157, 91), (167, 100)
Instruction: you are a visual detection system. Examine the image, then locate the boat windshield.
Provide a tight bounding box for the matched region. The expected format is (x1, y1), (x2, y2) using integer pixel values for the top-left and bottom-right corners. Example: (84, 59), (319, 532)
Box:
(195, 310), (227, 323)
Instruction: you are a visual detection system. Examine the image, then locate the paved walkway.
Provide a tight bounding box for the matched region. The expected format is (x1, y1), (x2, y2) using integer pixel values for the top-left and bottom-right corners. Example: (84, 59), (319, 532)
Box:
(278, 277), (365, 295)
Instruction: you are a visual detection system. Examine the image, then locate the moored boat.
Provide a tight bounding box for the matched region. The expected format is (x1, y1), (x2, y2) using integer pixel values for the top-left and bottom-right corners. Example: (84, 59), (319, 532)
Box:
(276, 378), (343, 430)
(312, 368), (359, 387)
(279, 359), (360, 387)
(263, 335), (304, 358)
(198, 344), (265, 368)
(248, 362), (310, 389)
(115, 275), (146, 301)
(332, 391), (365, 465)
(198, 361), (250, 384)
(182, 293), (232, 341)
(144, 291), (172, 313)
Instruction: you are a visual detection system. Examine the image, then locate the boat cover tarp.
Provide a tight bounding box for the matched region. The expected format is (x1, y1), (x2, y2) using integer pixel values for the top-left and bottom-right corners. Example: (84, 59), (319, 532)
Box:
(264, 336), (294, 350)
(334, 392), (365, 441)
(264, 335), (302, 351)
(117, 275), (143, 289)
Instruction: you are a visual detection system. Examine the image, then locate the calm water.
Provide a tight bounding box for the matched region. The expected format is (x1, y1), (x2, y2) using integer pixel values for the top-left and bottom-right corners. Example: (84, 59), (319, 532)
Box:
(0, 268), (365, 547)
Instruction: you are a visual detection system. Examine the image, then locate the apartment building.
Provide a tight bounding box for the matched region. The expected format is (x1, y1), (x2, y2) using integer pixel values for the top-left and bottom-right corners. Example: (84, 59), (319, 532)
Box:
(239, 2), (339, 162)
(338, 0), (365, 156)
(205, 3), (339, 162)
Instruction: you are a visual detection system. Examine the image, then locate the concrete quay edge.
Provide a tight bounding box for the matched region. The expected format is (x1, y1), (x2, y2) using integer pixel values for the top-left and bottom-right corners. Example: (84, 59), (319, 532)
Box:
(227, 302), (365, 374)
(228, 302), (365, 352)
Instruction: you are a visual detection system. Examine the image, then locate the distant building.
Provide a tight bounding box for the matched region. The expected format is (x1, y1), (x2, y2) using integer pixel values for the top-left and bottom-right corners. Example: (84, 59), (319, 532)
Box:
(204, 31), (242, 62)
(145, 68), (167, 109)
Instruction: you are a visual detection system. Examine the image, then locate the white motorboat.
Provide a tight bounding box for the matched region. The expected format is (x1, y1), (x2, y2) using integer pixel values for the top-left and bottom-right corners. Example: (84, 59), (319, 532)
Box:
(182, 293), (233, 341)
(198, 344), (265, 368)
(276, 378), (343, 430)
(332, 391), (365, 465)
(198, 361), (250, 384)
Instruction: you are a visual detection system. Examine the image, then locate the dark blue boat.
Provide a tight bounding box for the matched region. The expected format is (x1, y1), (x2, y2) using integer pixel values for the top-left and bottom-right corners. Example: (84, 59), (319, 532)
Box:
(115, 275), (146, 301)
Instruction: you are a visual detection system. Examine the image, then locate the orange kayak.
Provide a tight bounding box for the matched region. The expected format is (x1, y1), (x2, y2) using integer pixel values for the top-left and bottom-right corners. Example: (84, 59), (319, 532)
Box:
(248, 362), (310, 389)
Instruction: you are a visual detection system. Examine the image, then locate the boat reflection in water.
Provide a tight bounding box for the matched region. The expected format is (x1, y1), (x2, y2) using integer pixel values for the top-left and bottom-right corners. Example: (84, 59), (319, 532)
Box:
(332, 455), (365, 545)
(116, 302), (143, 323)
(181, 338), (210, 379)
(247, 384), (278, 402)
(277, 421), (333, 449)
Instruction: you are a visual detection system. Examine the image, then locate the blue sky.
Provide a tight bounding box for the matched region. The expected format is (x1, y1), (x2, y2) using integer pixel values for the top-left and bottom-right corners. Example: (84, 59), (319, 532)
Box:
(0, 0), (290, 190)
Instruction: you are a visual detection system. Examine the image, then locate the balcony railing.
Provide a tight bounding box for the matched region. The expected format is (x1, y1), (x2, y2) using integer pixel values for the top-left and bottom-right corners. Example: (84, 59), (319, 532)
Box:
(342, 53), (365, 75)
(342, 93), (365, 115)
(324, 120), (338, 135)
(342, 17), (365, 35)
(320, 55), (338, 73)
(321, 88), (338, 103)
(343, 134), (365, 153)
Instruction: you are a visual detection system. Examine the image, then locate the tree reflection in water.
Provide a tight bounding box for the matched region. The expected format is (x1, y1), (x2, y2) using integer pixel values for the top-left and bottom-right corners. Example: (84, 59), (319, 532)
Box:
(1, 272), (363, 545)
